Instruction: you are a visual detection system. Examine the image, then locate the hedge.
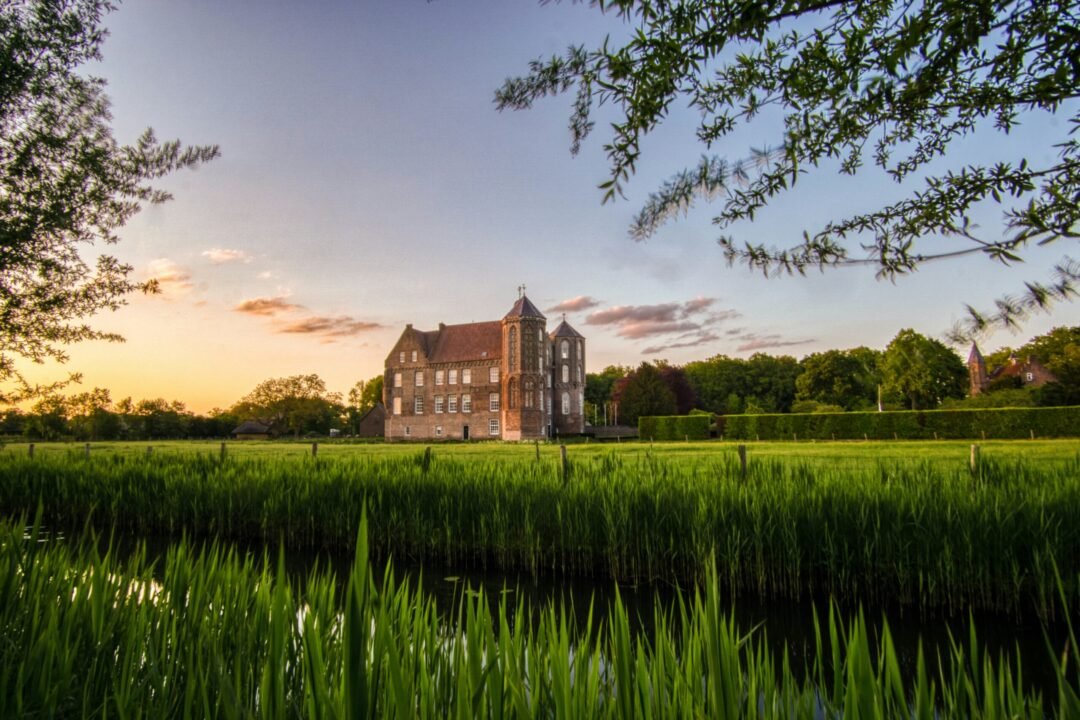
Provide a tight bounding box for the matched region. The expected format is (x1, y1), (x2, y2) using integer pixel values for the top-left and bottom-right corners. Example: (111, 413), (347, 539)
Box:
(638, 414), (712, 441)
(717, 406), (1080, 440)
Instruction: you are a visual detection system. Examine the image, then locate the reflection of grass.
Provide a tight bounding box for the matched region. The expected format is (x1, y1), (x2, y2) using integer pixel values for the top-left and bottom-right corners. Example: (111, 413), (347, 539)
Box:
(4, 437), (1078, 469)
(3, 514), (1076, 718)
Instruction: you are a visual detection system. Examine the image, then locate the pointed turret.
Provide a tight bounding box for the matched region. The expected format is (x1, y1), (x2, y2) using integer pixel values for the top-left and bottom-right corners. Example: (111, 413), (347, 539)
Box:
(967, 341), (988, 396)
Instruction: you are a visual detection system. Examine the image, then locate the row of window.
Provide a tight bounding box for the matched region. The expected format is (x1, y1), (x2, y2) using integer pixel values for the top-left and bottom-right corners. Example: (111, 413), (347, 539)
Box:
(392, 393), (499, 415)
(402, 419), (500, 438)
(393, 367), (499, 388)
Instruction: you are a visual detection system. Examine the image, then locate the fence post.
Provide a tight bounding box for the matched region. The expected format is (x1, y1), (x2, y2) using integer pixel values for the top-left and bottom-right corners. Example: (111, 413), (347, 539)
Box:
(560, 445), (569, 483)
(535, 440), (540, 462)
(422, 446), (431, 473)
(147, 446), (153, 457)
(28, 443), (34, 459)
(737, 444), (747, 481)
(220, 442), (226, 461)
(1030, 429), (1035, 440)
(981, 430), (986, 441)
(85, 443), (90, 459)
(970, 444), (980, 475)
(312, 442), (318, 458)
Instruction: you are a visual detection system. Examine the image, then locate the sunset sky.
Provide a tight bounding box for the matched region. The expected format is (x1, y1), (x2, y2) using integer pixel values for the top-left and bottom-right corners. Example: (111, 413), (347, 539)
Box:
(20, 0), (1077, 413)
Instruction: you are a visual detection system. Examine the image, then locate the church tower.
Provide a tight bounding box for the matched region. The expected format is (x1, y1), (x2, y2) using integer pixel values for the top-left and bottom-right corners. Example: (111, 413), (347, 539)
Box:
(967, 342), (988, 396)
(501, 289), (547, 440)
(550, 315), (585, 436)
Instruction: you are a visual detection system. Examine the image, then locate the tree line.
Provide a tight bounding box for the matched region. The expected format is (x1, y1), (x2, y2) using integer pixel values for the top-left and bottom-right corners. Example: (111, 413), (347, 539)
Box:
(588, 327), (1080, 427)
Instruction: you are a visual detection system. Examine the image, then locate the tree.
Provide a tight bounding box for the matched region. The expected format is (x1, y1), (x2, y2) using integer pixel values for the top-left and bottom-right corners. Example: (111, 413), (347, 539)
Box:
(0, 1), (218, 401)
(880, 329), (967, 410)
(657, 363), (698, 414)
(613, 362), (676, 426)
(498, 1), (1079, 337)
(684, 355), (748, 414)
(346, 375), (383, 433)
(796, 348), (880, 410)
(233, 374), (344, 437)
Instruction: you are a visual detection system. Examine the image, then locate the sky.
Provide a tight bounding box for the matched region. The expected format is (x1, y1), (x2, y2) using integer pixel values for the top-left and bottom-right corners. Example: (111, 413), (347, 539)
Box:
(19, 0), (1078, 413)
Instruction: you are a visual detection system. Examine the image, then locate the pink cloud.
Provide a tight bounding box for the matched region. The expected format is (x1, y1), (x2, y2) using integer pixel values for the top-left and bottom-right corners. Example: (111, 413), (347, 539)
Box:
(546, 295), (603, 313)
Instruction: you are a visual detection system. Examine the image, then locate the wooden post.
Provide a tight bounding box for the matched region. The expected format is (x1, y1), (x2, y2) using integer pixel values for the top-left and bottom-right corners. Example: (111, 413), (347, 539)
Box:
(893, 432), (898, 441)
(84, 443), (90, 459)
(970, 444), (980, 475)
(220, 442), (226, 461)
(737, 444), (747, 481)
(793, 432), (797, 442)
(422, 446), (431, 472)
(933, 432), (938, 440)
(312, 442), (318, 458)
(863, 433), (868, 441)
(28, 443), (34, 458)
(981, 430), (986, 441)
(560, 445), (569, 483)
(535, 439), (540, 462)
(1030, 429), (1035, 440)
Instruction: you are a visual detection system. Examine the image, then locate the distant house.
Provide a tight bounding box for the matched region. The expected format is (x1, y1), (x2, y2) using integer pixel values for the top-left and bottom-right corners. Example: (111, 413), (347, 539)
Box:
(231, 420), (274, 440)
(355, 403), (386, 438)
(967, 343), (1057, 396)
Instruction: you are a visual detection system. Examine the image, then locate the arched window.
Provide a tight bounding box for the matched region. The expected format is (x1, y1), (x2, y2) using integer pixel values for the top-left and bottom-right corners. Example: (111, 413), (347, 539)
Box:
(561, 363), (569, 383)
(524, 380), (534, 408)
(509, 378), (519, 409)
(561, 392), (570, 415)
(508, 327), (517, 372)
(577, 339), (583, 358)
(560, 339), (569, 360)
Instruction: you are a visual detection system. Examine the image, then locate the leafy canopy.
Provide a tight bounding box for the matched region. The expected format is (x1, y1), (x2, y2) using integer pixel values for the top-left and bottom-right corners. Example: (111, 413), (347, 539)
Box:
(497, 0), (1079, 337)
(0, 0), (218, 400)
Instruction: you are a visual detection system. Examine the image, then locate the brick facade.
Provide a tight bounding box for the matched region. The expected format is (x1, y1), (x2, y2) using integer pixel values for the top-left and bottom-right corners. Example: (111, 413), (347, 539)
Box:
(967, 342), (1058, 396)
(383, 294), (585, 440)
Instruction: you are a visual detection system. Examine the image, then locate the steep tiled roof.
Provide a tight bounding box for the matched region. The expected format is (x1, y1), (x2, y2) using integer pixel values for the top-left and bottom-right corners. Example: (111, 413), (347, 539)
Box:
(503, 294), (546, 320)
(550, 319), (583, 338)
(427, 321), (502, 363)
(967, 342), (984, 365)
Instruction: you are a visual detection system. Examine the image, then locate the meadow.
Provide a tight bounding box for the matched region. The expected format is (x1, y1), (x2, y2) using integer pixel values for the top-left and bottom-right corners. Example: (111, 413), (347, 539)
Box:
(2, 514), (1078, 719)
(1, 439), (1078, 617)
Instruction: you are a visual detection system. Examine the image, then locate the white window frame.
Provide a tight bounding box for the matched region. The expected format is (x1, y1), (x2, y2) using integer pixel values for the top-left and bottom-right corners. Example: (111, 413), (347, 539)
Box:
(562, 392), (570, 415)
(449, 369), (458, 385)
(414, 397), (424, 414)
(435, 370), (444, 386)
(489, 419), (499, 436)
(411, 350), (417, 362)
(462, 368), (471, 385)
(415, 371), (424, 387)
(561, 340), (569, 360)
(393, 372), (402, 388)
(399, 351), (405, 363)
(462, 394), (472, 413)
(435, 425), (443, 437)
(448, 395), (458, 413)
(489, 392), (500, 412)
(393, 397), (402, 415)
(489, 366), (499, 384)
(435, 396), (444, 414)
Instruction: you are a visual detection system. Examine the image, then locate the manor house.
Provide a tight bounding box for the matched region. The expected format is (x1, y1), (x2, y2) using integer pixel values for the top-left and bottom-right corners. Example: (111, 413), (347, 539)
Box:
(383, 293), (585, 441)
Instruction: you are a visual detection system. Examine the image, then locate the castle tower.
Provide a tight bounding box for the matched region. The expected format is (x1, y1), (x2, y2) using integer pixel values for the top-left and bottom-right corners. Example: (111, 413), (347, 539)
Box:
(501, 291), (547, 440)
(967, 342), (988, 396)
(550, 315), (585, 436)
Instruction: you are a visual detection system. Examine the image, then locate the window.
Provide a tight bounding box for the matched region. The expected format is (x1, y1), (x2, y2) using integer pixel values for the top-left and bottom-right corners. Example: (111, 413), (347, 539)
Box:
(462, 368), (471, 385)
(448, 395), (458, 413)
(508, 379), (518, 409)
(577, 340), (583, 358)
(399, 351), (405, 363)
(537, 353), (542, 372)
(414, 397), (424, 414)
(393, 372), (402, 388)
(462, 394), (472, 413)
(415, 371), (424, 387)
(411, 350), (417, 362)
(435, 370), (444, 385)
(489, 419), (500, 436)
(393, 397), (402, 415)
(449, 369), (458, 385)
(508, 327), (517, 371)
(576, 365), (582, 383)
(561, 364), (569, 383)
(538, 328), (543, 343)
(489, 392), (500, 412)
(547, 374), (552, 388)
(404, 425), (411, 437)
(561, 339), (569, 359)
(435, 426), (443, 437)
(562, 392), (570, 415)
(524, 380), (534, 408)
(435, 396), (444, 414)
(547, 396), (552, 415)
(1026, 372), (1034, 382)
(489, 366), (499, 384)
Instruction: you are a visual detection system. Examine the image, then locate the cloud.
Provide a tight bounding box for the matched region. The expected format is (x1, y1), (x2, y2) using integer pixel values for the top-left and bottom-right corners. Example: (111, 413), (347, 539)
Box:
(278, 316), (383, 337)
(680, 296), (715, 317)
(202, 248), (252, 264)
(735, 334), (815, 352)
(146, 259), (193, 296)
(546, 295), (602, 313)
(585, 298), (733, 339)
(642, 331), (723, 354)
(256, 270), (276, 280)
(234, 296), (305, 317)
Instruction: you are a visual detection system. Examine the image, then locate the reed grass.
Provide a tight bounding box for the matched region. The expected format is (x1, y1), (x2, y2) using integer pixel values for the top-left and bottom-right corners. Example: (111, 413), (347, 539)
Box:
(1, 449), (1079, 615)
(1, 514), (1077, 718)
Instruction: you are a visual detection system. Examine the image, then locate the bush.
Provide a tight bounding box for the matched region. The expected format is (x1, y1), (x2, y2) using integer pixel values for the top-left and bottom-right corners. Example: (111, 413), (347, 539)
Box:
(717, 406), (1080, 440)
(638, 414), (712, 441)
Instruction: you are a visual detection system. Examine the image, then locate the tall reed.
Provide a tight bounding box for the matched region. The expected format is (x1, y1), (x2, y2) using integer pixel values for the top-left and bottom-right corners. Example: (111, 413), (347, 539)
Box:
(1, 449), (1078, 615)
(1, 514), (1077, 718)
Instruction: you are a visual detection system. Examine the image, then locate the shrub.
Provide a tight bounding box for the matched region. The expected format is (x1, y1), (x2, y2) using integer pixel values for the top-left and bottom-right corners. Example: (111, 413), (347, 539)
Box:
(638, 414), (711, 441)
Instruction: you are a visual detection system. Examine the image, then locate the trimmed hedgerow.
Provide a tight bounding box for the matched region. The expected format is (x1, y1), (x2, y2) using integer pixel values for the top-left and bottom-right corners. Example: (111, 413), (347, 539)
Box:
(638, 414), (712, 441)
(718, 406), (1080, 440)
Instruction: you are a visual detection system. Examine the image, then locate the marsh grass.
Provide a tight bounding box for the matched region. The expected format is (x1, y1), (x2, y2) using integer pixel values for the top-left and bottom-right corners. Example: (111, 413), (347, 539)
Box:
(1, 449), (1079, 616)
(1, 514), (1078, 718)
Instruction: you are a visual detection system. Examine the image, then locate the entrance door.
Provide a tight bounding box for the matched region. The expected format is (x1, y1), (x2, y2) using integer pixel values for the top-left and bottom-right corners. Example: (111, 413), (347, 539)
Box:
(462, 425), (470, 441)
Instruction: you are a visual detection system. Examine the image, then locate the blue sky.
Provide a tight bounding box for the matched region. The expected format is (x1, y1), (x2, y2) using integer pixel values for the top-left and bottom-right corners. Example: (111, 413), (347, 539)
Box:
(27, 0), (1076, 411)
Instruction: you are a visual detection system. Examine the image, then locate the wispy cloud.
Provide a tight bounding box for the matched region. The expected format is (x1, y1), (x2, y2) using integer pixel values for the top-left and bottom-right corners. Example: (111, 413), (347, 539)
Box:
(202, 248), (252, 264)
(585, 297), (741, 353)
(643, 331), (723, 354)
(735, 334), (815, 352)
(546, 295), (602, 314)
(234, 296), (304, 317)
(146, 259), (194, 297)
(279, 316), (383, 337)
